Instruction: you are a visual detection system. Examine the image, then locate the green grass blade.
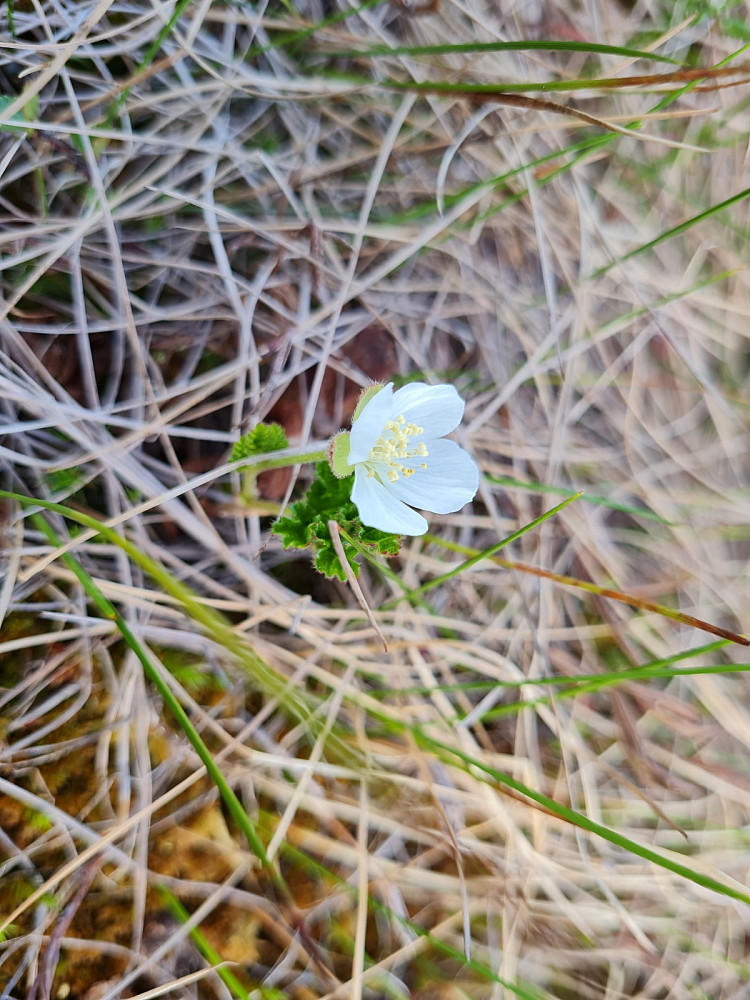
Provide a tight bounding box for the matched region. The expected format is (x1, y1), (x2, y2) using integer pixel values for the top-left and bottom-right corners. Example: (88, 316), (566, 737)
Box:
(427, 532), (748, 646)
(29, 513), (280, 886)
(485, 475), (674, 524)
(156, 886), (250, 1000)
(588, 184), (750, 280)
(275, 838), (546, 999)
(397, 721), (750, 907)
(331, 39), (681, 63)
(368, 641), (736, 702)
(242, 0), (389, 60)
(373, 45), (750, 235)
(382, 492), (582, 608)
(101, 0), (193, 131)
(0, 489), (322, 734)
(376, 69), (737, 96)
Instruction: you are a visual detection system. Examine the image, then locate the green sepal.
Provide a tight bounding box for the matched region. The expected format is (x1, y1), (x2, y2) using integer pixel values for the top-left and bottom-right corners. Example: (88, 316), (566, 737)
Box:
(328, 431), (353, 478)
(272, 462), (401, 581)
(231, 423), (289, 461)
(351, 383), (385, 422)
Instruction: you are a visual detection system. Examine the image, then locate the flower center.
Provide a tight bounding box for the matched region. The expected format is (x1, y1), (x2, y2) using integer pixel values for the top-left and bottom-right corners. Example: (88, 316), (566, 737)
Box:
(367, 414), (428, 482)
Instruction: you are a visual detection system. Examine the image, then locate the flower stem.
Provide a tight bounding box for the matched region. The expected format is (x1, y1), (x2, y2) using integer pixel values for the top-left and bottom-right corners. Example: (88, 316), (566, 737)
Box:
(236, 447), (328, 504)
(246, 448), (328, 474)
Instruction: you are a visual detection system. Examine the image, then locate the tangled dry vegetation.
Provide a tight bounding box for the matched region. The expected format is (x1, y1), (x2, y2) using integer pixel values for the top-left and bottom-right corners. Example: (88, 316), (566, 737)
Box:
(2, 1), (750, 998)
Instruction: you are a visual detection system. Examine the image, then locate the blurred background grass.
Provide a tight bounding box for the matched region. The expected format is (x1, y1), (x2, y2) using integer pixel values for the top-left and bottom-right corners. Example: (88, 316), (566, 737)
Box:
(2, 2), (750, 998)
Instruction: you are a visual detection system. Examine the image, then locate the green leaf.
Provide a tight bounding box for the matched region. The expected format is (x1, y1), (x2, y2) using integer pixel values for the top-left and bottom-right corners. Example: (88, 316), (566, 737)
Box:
(314, 537), (354, 579)
(231, 422), (289, 461)
(272, 462), (400, 581)
(360, 524), (401, 556)
(273, 510), (313, 550)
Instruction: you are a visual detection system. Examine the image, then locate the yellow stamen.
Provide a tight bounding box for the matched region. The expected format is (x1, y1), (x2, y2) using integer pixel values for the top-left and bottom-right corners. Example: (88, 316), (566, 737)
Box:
(366, 413), (428, 483)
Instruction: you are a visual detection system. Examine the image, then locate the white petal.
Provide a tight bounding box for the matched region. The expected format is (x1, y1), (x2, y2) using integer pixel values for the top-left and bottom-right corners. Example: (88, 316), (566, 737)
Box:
(386, 438), (478, 514)
(347, 383), (394, 464)
(351, 465), (428, 535)
(391, 383), (465, 438)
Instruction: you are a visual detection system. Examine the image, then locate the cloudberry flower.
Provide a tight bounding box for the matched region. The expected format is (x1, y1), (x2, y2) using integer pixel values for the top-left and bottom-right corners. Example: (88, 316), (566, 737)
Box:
(335, 382), (478, 535)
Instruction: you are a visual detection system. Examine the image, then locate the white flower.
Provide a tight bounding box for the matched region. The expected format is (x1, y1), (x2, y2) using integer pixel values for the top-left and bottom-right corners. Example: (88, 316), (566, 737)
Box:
(342, 382), (478, 536)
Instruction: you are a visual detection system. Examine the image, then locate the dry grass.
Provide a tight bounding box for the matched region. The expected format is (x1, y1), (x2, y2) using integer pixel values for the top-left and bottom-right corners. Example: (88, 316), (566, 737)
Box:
(2, 1), (750, 998)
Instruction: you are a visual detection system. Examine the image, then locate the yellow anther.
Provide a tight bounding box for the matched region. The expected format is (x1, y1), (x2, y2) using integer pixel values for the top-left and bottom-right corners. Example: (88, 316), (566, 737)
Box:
(366, 412), (429, 483)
